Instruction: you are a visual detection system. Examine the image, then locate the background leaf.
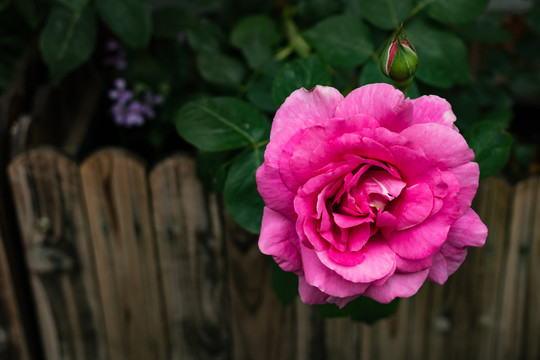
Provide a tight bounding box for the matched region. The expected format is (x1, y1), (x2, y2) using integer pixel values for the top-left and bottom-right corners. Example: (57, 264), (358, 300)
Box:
(196, 52), (246, 88)
(230, 15), (281, 69)
(96, 0), (151, 48)
(187, 18), (226, 54)
(427, 0), (490, 24)
(357, 0), (415, 30)
(465, 110), (513, 179)
(304, 15), (373, 67)
(56, 0), (87, 12)
(152, 6), (192, 38)
(175, 97), (269, 151)
(39, 3), (96, 79)
(406, 20), (470, 88)
(272, 55), (332, 105)
(196, 150), (230, 192)
(271, 260), (299, 305)
(319, 296), (400, 324)
(224, 146), (266, 234)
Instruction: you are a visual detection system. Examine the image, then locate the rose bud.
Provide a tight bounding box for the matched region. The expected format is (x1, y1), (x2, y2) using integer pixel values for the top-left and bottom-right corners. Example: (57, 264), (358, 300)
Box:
(380, 28), (418, 93)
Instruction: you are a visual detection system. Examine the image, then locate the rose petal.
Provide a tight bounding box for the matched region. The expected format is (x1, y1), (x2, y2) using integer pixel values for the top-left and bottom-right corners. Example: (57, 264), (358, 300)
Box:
(259, 207), (302, 273)
(317, 236), (396, 283)
(446, 208), (488, 248)
(396, 253), (435, 273)
(271, 85), (344, 140)
(452, 162), (480, 214)
(332, 213), (372, 228)
(426, 252), (449, 284)
(389, 183), (434, 230)
(363, 269), (429, 303)
(359, 169), (406, 200)
(298, 276), (359, 307)
(301, 245), (370, 297)
(384, 200), (460, 259)
(349, 222), (372, 251)
(410, 95), (457, 127)
(256, 163), (296, 218)
(335, 83), (414, 132)
(400, 123), (475, 170)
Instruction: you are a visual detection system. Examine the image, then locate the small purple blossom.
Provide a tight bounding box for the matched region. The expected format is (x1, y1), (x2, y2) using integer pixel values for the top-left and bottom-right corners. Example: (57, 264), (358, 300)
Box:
(109, 78), (163, 127)
(104, 39), (127, 70)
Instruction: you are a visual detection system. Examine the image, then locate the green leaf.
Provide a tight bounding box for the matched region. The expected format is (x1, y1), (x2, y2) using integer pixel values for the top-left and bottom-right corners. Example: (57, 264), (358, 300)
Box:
(406, 20), (470, 88)
(319, 296), (400, 324)
(152, 6), (192, 38)
(272, 55), (332, 106)
(196, 150), (231, 192)
(230, 15), (281, 69)
(224, 146), (266, 234)
(359, 59), (393, 86)
(0, 0), (11, 12)
(57, 0), (88, 12)
(347, 297), (400, 324)
(175, 97), (269, 151)
(304, 15), (373, 67)
(39, 4), (96, 79)
(358, 0), (415, 30)
(526, 7), (540, 37)
(454, 13), (510, 43)
(247, 60), (281, 112)
(427, 0), (490, 24)
(297, 0), (342, 23)
(271, 261), (298, 305)
(14, 0), (40, 28)
(196, 52), (246, 88)
(96, 0), (151, 48)
(465, 112), (513, 179)
(187, 19), (226, 54)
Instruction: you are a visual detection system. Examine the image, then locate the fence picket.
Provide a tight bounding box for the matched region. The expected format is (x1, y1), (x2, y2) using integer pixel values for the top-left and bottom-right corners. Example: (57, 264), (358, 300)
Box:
(149, 155), (230, 359)
(224, 217), (297, 360)
(80, 148), (167, 360)
(8, 148), (107, 360)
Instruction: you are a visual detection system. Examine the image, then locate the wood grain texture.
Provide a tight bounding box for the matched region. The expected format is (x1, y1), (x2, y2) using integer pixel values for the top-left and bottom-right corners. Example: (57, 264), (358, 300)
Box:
(524, 177), (540, 360)
(496, 177), (540, 360)
(7, 148), (107, 360)
(225, 216), (296, 360)
(149, 155), (230, 359)
(80, 148), (167, 360)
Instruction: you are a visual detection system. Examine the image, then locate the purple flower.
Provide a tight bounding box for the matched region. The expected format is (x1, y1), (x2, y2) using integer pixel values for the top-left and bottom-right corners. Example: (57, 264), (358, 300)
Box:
(108, 78), (163, 127)
(105, 39), (127, 70)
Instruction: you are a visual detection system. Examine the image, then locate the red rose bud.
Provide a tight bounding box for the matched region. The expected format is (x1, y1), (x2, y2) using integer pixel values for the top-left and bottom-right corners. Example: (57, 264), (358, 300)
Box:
(380, 28), (418, 93)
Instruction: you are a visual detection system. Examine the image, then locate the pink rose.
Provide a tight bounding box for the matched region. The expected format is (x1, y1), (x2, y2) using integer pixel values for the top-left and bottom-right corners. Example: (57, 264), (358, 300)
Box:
(256, 83), (487, 307)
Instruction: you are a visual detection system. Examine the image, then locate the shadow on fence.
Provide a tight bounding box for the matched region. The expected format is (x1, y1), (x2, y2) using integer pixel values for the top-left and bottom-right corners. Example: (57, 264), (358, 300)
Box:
(5, 147), (540, 360)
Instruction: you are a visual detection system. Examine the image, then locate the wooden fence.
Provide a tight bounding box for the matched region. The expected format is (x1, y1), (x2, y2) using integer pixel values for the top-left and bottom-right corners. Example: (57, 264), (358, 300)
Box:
(5, 147), (540, 360)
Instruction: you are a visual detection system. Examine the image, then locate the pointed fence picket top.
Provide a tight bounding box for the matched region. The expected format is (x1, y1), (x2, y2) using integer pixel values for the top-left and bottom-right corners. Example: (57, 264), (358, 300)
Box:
(80, 148), (167, 360)
(7, 147), (107, 360)
(149, 155), (230, 359)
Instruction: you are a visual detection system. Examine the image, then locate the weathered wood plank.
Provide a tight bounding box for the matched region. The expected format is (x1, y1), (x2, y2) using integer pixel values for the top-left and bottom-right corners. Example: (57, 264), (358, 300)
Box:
(225, 216), (296, 360)
(149, 155), (230, 359)
(80, 148), (167, 360)
(295, 301), (324, 360)
(523, 177), (540, 360)
(496, 177), (537, 360)
(426, 177), (512, 360)
(7, 148), (107, 360)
